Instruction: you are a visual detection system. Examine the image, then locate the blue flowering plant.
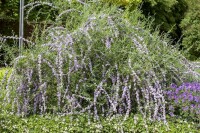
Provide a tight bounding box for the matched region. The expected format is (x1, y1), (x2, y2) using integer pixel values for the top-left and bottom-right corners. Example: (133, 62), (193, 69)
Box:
(165, 82), (200, 122)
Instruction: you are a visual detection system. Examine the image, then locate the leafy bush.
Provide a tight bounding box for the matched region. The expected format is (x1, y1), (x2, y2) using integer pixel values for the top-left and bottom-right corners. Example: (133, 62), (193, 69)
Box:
(101, 0), (188, 41)
(180, 0), (200, 60)
(1, 1), (199, 124)
(141, 0), (188, 41)
(165, 82), (200, 122)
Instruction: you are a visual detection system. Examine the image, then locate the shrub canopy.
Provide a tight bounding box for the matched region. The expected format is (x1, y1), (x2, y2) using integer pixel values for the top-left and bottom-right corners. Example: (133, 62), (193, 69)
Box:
(1, 0), (199, 123)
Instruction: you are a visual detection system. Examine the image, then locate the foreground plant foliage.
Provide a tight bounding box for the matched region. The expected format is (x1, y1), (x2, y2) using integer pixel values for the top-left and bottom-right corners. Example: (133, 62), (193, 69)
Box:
(1, 1), (200, 126)
(0, 113), (199, 133)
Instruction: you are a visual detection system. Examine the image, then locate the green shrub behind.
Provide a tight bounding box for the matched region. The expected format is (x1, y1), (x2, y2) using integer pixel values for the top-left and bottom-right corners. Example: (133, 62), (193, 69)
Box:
(180, 0), (200, 60)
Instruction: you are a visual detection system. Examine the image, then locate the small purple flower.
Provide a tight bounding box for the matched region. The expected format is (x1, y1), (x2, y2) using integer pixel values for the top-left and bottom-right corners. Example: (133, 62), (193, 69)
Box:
(170, 83), (177, 89)
(190, 104), (195, 109)
(194, 96), (199, 103)
(169, 105), (174, 111)
(188, 94), (193, 101)
(169, 112), (175, 117)
(182, 106), (189, 111)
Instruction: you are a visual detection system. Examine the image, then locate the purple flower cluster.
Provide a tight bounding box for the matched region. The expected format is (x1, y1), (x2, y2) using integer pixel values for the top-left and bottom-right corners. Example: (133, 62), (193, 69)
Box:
(165, 82), (200, 117)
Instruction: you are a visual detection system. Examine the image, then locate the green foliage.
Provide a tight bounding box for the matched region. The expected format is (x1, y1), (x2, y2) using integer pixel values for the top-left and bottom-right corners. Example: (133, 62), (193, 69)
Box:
(0, 0), (54, 20)
(101, 0), (142, 9)
(0, 67), (11, 81)
(0, 0), (58, 66)
(180, 0), (200, 60)
(141, 0), (188, 41)
(0, 67), (12, 114)
(0, 38), (19, 66)
(0, 0), (20, 66)
(0, 0), (19, 20)
(143, 0), (177, 7)
(101, 0), (188, 44)
(0, 113), (199, 132)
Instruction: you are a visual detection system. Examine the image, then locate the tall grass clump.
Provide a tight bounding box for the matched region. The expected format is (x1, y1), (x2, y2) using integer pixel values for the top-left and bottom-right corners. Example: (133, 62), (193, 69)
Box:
(1, 0), (199, 124)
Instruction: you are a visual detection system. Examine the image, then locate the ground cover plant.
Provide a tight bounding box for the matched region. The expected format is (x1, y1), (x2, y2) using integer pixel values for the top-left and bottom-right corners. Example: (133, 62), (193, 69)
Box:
(0, 113), (199, 132)
(165, 82), (200, 122)
(0, 0), (200, 132)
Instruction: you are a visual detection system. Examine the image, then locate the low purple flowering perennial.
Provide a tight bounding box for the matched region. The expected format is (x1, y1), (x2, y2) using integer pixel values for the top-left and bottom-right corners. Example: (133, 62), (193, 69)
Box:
(165, 82), (200, 120)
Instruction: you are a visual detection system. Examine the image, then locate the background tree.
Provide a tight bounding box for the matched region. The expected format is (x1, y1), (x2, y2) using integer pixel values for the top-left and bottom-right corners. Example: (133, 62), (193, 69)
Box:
(0, 0), (19, 20)
(0, 0), (20, 66)
(140, 0), (187, 42)
(180, 0), (200, 60)
(102, 0), (188, 42)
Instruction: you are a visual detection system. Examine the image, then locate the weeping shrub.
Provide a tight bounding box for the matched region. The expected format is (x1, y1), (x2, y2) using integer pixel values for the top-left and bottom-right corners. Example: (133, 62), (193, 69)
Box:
(1, 1), (199, 124)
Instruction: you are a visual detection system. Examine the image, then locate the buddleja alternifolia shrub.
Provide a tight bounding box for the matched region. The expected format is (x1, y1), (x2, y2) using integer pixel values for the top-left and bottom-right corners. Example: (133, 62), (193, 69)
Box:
(1, 0), (199, 124)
